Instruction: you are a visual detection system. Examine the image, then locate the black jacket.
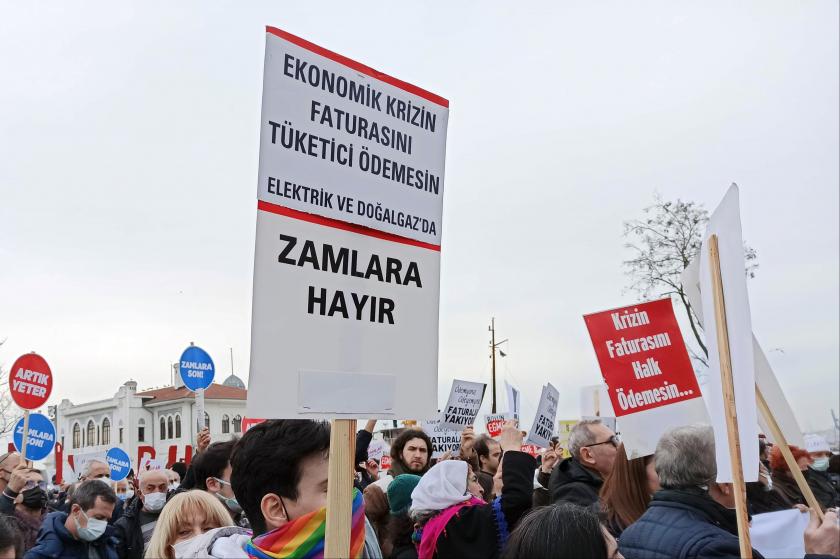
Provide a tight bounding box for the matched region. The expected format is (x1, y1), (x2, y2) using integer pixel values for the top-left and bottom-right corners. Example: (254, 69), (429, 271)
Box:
(548, 457), (603, 507)
(426, 451), (535, 559)
(112, 493), (152, 559)
(806, 468), (839, 510)
(25, 511), (120, 559)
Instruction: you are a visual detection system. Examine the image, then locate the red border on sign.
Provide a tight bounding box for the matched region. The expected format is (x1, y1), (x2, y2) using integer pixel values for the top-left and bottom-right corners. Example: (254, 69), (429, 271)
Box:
(258, 200), (442, 252)
(266, 26), (449, 108)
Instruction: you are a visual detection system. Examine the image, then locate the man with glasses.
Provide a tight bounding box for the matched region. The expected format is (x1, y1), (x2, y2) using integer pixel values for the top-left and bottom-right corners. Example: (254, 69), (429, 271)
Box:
(0, 452), (46, 516)
(80, 459), (124, 523)
(549, 419), (619, 507)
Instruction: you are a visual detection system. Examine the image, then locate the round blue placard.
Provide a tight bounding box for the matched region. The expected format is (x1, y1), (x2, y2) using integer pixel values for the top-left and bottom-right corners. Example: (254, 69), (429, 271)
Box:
(106, 447), (132, 481)
(13, 413), (56, 462)
(179, 345), (215, 391)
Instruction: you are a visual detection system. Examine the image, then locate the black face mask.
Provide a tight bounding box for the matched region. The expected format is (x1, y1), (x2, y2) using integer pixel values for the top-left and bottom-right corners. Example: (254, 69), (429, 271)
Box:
(22, 487), (47, 510)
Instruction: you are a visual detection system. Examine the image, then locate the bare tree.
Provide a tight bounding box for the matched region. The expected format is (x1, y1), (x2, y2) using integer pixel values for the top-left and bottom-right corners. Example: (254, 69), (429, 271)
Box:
(623, 194), (758, 365)
(0, 339), (22, 436)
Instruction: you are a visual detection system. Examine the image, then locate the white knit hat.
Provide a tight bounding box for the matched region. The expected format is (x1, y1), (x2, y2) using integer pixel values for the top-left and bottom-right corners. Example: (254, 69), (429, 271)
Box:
(804, 434), (830, 454)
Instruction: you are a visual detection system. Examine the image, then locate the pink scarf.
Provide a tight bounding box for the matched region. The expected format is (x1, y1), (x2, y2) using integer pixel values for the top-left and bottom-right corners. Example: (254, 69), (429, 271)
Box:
(417, 497), (485, 559)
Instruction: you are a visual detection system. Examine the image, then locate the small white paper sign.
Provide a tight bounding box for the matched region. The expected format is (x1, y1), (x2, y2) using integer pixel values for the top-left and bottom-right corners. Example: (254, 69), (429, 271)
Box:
(525, 383), (559, 448)
(440, 379), (487, 430)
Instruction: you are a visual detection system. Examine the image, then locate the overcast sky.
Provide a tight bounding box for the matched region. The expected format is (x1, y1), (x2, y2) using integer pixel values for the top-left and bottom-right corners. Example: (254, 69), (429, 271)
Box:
(1, 1), (837, 433)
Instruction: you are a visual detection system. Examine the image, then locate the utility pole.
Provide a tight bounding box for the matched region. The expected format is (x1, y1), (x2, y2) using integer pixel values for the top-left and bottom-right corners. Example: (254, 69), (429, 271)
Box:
(489, 318), (508, 414)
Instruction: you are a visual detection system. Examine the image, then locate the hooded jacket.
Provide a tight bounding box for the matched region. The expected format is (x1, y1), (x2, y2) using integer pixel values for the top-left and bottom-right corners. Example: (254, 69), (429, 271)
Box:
(548, 457), (603, 507)
(25, 511), (120, 559)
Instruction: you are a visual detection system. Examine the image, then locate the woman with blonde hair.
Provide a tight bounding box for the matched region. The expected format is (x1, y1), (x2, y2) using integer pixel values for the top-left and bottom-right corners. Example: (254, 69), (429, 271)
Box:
(145, 490), (250, 559)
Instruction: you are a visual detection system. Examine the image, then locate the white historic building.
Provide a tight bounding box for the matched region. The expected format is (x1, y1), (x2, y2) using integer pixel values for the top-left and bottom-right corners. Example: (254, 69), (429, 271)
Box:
(48, 369), (247, 478)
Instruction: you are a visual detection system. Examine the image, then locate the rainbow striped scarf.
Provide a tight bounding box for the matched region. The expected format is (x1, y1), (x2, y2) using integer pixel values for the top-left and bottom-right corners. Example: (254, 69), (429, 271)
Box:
(244, 489), (366, 559)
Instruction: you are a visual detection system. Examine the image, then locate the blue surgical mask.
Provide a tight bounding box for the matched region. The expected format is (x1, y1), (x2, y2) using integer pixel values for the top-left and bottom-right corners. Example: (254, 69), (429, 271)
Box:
(75, 510), (107, 542)
(213, 477), (243, 514)
(811, 457), (830, 472)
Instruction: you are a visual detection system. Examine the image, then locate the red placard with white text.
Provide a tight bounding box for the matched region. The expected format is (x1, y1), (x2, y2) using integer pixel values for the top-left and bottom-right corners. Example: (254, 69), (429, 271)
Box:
(584, 299), (700, 417)
(9, 353), (53, 410)
(380, 455), (392, 471)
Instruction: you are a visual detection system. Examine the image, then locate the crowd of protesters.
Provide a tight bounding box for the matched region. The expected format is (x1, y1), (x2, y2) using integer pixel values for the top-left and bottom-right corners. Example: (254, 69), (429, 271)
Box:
(0, 418), (837, 558)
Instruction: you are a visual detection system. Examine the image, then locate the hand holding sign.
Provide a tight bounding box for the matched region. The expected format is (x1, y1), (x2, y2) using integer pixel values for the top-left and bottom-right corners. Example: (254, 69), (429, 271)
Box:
(459, 426), (476, 460)
(499, 420), (524, 453)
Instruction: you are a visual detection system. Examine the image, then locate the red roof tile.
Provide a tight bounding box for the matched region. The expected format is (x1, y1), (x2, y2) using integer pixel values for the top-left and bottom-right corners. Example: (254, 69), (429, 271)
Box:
(137, 383), (246, 403)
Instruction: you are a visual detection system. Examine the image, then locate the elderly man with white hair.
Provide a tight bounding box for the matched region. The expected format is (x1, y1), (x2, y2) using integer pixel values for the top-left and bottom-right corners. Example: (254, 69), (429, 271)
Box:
(80, 458), (125, 523)
(549, 418), (618, 506)
(619, 424), (840, 559)
(113, 469), (170, 559)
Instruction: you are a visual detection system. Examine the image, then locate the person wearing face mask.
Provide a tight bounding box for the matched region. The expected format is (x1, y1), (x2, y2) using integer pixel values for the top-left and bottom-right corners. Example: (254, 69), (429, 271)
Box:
(114, 480), (135, 504)
(113, 469), (169, 559)
(191, 439), (250, 529)
(11, 479), (49, 550)
(144, 490), (249, 558)
(804, 434), (839, 510)
(25, 479), (119, 559)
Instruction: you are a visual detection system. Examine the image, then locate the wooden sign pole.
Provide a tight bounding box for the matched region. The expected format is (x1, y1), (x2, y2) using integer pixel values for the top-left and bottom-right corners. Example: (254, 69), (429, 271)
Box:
(324, 419), (356, 559)
(709, 234), (753, 559)
(20, 410), (31, 465)
(755, 386), (824, 520)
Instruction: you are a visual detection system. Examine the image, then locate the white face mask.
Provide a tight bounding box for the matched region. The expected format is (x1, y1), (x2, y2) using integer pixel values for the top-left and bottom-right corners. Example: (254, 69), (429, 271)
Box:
(143, 491), (167, 512)
(171, 535), (199, 556)
(75, 510), (108, 542)
(117, 490), (134, 501)
(169, 482), (180, 492)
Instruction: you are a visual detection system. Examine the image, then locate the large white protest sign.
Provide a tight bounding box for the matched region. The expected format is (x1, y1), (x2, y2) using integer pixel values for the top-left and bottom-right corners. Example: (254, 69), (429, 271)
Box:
(441, 379), (487, 430)
(505, 381), (521, 422)
(367, 439), (390, 464)
(682, 261), (805, 449)
(421, 417), (461, 458)
(248, 27), (449, 420)
(525, 383), (559, 448)
(699, 184), (759, 482)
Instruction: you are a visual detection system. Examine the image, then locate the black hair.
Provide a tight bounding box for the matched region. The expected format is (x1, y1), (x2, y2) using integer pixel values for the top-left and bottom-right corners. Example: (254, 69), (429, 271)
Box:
(0, 516), (23, 558)
(502, 503), (609, 559)
(230, 420), (330, 536)
(170, 461), (188, 480)
(193, 439), (238, 490)
(70, 480), (117, 512)
(758, 438), (767, 457)
(474, 435), (500, 470)
(390, 429), (433, 473)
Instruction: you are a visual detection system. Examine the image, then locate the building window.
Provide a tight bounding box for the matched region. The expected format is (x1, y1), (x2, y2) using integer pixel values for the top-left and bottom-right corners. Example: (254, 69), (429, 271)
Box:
(119, 427), (123, 444)
(102, 418), (110, 446)
(222, 415), (230, 434)
(233, 415), (242, 433)
(86, 421), (95, 447)
(204, 412), (210, 430)
(138, 419), (145, 442)
(167, 416), (173, 439)
(160, 417), (166, 440)
(72, 423), (81, 449)
(175, 415), (181, 438)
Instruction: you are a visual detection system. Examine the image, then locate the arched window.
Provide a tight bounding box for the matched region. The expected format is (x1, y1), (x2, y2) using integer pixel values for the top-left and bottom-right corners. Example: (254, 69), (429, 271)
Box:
(175, 415), (181, 438)
(102, 418), (110, 446)
(160, 417), (166, 440)
(138, 418), (146, 442)
(222, 415), (230, 434)
(204, 412), (210, 430)
(233, 415), (242, 433)
(86, 421), (95, 447)
(72, 423), (81, 449)
(167, 416), (173, 439)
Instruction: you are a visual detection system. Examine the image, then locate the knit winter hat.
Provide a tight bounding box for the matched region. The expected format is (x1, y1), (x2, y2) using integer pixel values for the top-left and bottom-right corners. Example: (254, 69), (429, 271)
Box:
(388, 474), (421, 515)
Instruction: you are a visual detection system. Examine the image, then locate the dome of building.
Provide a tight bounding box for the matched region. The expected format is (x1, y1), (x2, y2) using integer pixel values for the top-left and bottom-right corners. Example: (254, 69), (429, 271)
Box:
(222, 373), (246, 389)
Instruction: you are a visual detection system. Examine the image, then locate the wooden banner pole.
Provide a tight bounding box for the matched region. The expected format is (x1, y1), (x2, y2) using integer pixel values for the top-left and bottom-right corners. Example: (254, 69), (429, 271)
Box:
(20, 410), (31, 465)
(755, 386), (824, 520)
(709, 234), (753, 559)
(324, 419), (356, 559)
